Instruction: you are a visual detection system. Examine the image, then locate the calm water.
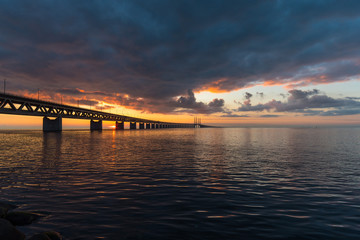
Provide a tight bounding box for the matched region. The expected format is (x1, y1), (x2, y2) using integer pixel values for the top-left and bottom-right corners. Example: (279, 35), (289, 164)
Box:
(0, 128), (360, 239)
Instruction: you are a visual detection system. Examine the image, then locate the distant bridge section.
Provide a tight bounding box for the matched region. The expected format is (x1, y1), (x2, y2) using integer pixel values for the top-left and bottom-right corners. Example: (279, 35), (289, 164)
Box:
(0, 93), (199, 131)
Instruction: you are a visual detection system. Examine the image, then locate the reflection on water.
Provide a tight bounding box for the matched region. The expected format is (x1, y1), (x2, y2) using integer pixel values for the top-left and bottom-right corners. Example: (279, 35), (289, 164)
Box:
(1, 128), (360, 239)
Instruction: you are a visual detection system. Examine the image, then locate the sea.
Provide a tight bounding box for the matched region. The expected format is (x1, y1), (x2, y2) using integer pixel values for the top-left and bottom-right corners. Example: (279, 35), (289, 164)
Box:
(0, 128), (360, 239)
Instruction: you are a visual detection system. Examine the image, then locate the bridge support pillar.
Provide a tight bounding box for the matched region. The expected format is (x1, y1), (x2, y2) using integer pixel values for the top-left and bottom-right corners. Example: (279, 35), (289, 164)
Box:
(139, 123), (144, 129)
(90, 120), (102, 131)
(130, 122), (137, 130)
(146, 123), (150, 129)
(43, 117), (62, 132)
(115, 121), (124, 130)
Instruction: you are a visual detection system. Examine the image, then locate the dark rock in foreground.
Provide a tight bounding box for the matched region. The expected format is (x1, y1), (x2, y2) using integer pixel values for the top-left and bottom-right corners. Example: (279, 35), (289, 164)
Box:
(0, 218), (25, 240)
(0, 201), (62, 239)
(29, 231), (62, 240)
(43, 231), (62, 240)
(6, 211), (41, 226)
(0, 201), (18, 218)
(0, 207), (7, 218)
(28, 233), (51, 240)
(0, 201), (18, 211)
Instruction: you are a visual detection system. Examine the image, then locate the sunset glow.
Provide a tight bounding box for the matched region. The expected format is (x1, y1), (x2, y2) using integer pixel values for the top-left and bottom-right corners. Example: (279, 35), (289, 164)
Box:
(1, 2), (360, 239)
(0, 1), (359, 128)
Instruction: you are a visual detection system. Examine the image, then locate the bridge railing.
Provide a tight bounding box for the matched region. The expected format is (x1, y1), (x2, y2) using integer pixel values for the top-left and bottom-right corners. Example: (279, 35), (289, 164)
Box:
(0, 93), (194, 126)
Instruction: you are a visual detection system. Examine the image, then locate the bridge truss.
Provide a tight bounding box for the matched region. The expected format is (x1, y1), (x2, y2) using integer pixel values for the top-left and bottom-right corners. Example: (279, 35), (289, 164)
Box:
(0, 93), (191, 126)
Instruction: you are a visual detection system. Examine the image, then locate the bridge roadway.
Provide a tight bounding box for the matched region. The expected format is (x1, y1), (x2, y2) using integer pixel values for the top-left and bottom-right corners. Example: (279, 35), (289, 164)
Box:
(0, 93), (197, 131)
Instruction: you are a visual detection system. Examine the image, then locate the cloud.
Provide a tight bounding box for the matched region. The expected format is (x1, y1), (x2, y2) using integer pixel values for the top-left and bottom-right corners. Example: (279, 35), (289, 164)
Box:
(234, 89), (360, 116)
(103, 89), (226, 114)
(256, 92), (264, 98)
(260, 114), (280, 118)
(95, 105), (114, 111)
(236, 91), (272, 112)
(280, 93), (288, 99)
(78, 99), (99, 106)
(220, 114), (249, 118)
(244, 92), (253, 100)
(346, 97), (360, 100)
(237, 103), (272, 112)
(57, 88), (110, 96)
(170, 90), (225, 114)
(319, 109), (360, 116)
(1, 1), (360, 113)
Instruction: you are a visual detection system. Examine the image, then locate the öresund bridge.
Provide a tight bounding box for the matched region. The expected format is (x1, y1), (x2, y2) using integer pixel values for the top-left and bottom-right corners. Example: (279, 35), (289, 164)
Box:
(0, 93), (206, 132)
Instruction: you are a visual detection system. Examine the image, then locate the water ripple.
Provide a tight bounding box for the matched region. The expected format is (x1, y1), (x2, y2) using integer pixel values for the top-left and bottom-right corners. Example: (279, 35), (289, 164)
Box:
(0, 128), (360, 239)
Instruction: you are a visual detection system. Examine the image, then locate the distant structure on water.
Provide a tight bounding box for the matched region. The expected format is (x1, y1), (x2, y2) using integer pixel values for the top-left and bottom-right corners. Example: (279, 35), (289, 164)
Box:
(0, 93), (212, 131)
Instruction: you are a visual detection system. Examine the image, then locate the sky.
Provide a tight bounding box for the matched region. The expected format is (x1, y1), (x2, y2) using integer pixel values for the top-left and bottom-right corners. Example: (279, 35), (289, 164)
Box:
(0, 0), (360, 128)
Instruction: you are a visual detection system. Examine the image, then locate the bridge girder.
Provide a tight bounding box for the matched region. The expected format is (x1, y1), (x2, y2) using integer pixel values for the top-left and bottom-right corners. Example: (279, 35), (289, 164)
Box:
(0, 93), (194, 127)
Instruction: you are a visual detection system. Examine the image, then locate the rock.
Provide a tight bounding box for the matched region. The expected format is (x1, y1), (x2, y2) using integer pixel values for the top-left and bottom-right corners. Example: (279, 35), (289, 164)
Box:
(0, 201), (17, 211)
(28, 231), (62, 240)
(0, 201), (18, 218)
(44, 231), (62, 240)
(0, 207), (7, 218)
(5, 211), (41, 226)
(0, 218), (25, 240)
(28, 233), (51, 240)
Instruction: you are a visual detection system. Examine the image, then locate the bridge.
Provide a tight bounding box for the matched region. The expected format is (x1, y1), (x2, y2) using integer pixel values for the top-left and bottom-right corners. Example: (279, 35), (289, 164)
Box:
(0, 93), (202, 131)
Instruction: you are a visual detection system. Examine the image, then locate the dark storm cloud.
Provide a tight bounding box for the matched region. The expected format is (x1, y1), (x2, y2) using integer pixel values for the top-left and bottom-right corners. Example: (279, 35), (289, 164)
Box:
(111, 89), (225, 114)
(244, 92), (253, 100)
(260, 115), (280, 118)
(236, 91), (271, 112)
(57, 88), (110, 96)
(220, 114), (249, 118)
(78, 99), (99, 106)
(1, 0), (360, 113)
(236, 103), (271, 112)
(170, 90), (225, 114)
(235, 89), (360, 116)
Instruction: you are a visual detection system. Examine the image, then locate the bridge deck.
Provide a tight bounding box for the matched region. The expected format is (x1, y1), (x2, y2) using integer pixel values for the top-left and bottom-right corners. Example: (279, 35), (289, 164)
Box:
(0, 93), (193, 126)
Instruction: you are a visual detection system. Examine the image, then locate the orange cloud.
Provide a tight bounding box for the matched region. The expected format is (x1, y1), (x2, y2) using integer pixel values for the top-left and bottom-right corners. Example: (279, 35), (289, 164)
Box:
(262, 80), (285, 87)
(196, 78), (230, 93)
(195, 78), (258, 93)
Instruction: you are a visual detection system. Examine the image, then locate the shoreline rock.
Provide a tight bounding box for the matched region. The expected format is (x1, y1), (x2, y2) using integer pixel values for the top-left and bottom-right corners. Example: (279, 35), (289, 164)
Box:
(0, 218), (25, 240)
(0, 201), (18, 218)
(29, 231), (62, 240)
(0, 201), (18, 211)
(6, 211), (41, 226)
(0, 201), (63, 240)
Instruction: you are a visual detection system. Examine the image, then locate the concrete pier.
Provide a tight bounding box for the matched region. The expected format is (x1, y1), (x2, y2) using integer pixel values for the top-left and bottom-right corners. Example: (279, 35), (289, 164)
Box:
(115, 121), (124, 130)
(152, 124), (156, 129)
(146, 123), (150, 129)
(90, 120), (102, 131)
(43, 117), (62, 132)
(130, 122), (136, 129)
(139, 123), (144, 129)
